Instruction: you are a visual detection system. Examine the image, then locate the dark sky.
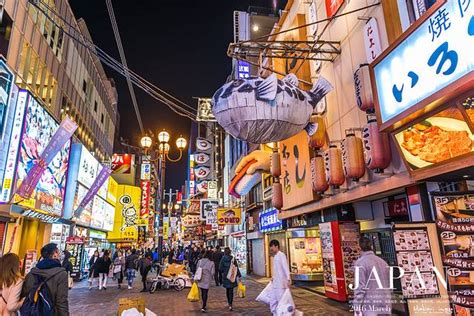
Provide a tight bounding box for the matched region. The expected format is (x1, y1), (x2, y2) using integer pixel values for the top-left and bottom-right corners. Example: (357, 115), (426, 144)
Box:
(69, 0), (286, 190)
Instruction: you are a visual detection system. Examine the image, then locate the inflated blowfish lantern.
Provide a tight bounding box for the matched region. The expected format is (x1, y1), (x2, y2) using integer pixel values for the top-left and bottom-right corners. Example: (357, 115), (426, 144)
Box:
(212, 73), (333, 144)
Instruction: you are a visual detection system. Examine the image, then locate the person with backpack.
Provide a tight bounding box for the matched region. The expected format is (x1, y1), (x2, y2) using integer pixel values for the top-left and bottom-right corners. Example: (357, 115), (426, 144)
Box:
(219, 247), (241, 311)
(0, 253), (25, 315)
(95, 250), (112, 290)
(125, 249), (138, 290)
(21, 243), (69, 316)
(138, 254), (152, 292)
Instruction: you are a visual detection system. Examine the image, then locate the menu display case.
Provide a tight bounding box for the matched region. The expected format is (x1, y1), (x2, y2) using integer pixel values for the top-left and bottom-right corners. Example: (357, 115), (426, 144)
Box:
(432, 191), (474, 314)
(287, 228), (323, 281)
(393, 227), (440, 298)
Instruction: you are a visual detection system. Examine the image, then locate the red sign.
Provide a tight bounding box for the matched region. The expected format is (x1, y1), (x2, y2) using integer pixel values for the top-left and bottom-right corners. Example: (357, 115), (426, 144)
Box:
(140, 180), (151, 218)
(66, 236), (84, 244)
(387, 198), (409, 217)
(111, 154), (132, 174)
(177, 192), (182, 204)
(325, 0), (344, 18)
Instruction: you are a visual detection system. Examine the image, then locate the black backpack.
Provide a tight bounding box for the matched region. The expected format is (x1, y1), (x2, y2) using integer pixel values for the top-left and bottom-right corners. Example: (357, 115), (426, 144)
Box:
(20, 271), (61, 316)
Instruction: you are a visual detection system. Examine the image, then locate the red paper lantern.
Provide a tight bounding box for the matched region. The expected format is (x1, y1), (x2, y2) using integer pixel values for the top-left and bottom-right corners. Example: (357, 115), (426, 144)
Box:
(271, 152), (281, 177)
(324, 145), (345, 187)
(308, 115), (326, 149)
(363, 119), (392, 173)
(272, 182), (283, 209)
(342, 134), (365, 181)
(311, 155), (329, 193)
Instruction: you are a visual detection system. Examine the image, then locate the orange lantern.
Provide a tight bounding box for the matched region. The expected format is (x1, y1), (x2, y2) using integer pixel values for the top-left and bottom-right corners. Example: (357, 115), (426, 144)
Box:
(308, 115), (326, 149)
(271, 151), (281, 177)
(272, 182), (283, 209)
(362, 119), (392, 173)
(311, 155), (329, 193)
(324, 145), (345, 188)
(342, 133), (365, 181)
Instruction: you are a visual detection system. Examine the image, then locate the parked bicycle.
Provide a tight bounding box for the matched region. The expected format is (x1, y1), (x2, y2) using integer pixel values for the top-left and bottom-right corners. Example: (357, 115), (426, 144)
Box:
(149, 264), (186, 293)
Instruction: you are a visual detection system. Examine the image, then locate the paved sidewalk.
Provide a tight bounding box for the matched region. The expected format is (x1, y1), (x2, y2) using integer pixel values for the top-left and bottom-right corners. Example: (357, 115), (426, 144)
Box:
(69, 275), (351, 316)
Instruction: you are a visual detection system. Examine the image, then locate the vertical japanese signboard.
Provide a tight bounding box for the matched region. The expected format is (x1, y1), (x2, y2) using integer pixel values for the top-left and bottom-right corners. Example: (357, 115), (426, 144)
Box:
(140, 180), (151, 219)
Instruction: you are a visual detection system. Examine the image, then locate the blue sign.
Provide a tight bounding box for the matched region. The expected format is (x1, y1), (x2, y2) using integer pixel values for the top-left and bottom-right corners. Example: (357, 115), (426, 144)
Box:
(372, 0), (473, 125)
(237, 61), (250, 79)
(259, 208), (283, 233)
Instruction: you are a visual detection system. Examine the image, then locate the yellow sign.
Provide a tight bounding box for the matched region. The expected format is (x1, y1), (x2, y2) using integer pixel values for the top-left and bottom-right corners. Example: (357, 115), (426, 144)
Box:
(107, 185), (141, 241)
(107, 177), (118, 205)
(163, 219), (169, 240)
(217, 208), (241, 225)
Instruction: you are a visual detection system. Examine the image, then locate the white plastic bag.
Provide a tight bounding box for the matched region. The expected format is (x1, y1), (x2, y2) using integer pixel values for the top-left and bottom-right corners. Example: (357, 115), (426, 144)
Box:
(294, 309), (304, 316)
(275, 289), (295, 316)
(194, 267), (203, 281)
(121, 308), (144, 316)
(256, 281), (273, 305)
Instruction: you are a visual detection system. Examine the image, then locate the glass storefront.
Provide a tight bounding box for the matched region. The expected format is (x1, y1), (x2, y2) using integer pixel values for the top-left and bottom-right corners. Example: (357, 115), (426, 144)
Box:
(287, 228), (323, 281)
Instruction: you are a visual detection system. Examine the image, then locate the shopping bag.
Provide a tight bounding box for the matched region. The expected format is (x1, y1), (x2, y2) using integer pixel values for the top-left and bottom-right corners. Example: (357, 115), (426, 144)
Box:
(237, 281), (246, 298)
(194, 267), (203, 281)
(275, 289), (295, 316)
(256, 281), (273, 305)
(187, 282), (200, 302)
(294, 309), (304, 316)
(227, 257), (238, 283)
(114, 264), (122, 274)
(68, 273), (74, 289)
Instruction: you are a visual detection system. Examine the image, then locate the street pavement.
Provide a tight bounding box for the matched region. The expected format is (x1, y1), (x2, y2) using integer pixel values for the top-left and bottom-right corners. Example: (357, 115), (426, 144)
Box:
(69, 275), (351, 316)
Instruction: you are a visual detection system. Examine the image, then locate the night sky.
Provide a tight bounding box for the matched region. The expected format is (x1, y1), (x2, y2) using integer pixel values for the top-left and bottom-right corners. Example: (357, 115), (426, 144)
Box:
(69, 0), (286, 190)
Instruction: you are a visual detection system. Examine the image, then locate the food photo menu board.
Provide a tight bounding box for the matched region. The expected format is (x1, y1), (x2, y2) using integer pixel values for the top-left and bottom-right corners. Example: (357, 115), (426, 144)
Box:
(432, 192), (474, 313)
(340, 223), (360, 294)
(320, 222), (338, 294)
(393, 228), (440, 298)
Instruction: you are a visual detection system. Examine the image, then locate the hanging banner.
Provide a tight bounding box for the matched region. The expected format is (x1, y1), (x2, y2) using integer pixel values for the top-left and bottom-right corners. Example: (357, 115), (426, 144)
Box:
(205, 207), (218, 231)
(363, 17), (382, 63)
(217, 207), (242, 225)
(163, 217), (169, 240)
(74, 166), (111, 218)
(17, 116), (77, 199)
(196, 137), (212, 151)
(140, 180), (151, 218)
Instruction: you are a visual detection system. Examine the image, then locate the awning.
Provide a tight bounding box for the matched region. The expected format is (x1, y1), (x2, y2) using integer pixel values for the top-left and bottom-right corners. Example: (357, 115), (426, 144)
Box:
(0, 203), (74, 225)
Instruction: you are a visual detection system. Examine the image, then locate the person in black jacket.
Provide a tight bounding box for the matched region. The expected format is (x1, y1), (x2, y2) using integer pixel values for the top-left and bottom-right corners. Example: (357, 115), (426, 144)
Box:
(212, 246), (223, 286)
(125, 249), (138, 290)
(61, 250), (73, 274)
(219, 247), (241, 311)
(95, 250), (112, 290)
(88, 250), (99, 290)
(138, 254), (152, 292)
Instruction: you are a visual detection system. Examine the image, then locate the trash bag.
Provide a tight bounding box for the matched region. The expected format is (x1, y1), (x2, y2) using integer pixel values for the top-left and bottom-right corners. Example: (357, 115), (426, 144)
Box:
(276, 289), (295, 316)
(237, 281), (246, 298)
(187, 282), (200, 302)
(256, 281), (273, 305)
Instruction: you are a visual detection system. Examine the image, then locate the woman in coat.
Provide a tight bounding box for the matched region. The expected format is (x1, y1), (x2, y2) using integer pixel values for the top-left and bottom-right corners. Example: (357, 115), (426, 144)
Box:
(113, 250), (126, 289)
(0, 253), (24, 316)
(196, 251), (215, 313)
(95, 250), (112, 290)
(219, 247), (241, 311)
(88, 250), (100, 290)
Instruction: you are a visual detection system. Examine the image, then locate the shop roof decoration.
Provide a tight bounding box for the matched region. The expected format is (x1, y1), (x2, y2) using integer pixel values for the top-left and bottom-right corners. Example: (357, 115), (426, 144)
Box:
(212, 73), (333, 144)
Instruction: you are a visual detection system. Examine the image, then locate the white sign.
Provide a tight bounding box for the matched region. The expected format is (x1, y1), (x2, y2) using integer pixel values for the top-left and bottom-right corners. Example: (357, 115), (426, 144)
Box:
(363, 18), (382, 63)
(78, 146), (99, 188)
(200, 199), (219, 221)
(207, 181), (218, 199)
(1, 91), (27, 202)
(373, 0), (474, 125)
(141, 161), (151, 180)
(206, 208), (218, 231)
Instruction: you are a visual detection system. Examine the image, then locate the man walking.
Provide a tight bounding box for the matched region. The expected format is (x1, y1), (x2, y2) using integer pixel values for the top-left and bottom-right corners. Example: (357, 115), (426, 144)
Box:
(352, 237), (392, 316)
(21, 243), (69, 315)
(269, 240), (291, 315)
(125, 249), (138, 290)
(212, 246), (223, 286)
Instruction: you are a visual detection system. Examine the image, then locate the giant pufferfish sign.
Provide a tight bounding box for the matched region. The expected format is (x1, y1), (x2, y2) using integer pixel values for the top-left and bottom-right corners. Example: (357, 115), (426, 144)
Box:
(211, 73), (332, 144)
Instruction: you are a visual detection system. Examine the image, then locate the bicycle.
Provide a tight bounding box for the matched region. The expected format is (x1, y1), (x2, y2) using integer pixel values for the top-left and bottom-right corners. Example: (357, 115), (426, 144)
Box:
(149, 264), (186, 293)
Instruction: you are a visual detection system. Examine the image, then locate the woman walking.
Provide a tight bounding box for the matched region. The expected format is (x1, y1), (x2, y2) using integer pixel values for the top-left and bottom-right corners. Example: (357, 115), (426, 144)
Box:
(62, 250), (73, 289)
(219, 247), (241, 311)
(0, 253), (24, 315)
(195, 251), (215, 313)
(96, 250), (112, 290)
(113, 250), (126, 289)
(88, 250), (100, 290)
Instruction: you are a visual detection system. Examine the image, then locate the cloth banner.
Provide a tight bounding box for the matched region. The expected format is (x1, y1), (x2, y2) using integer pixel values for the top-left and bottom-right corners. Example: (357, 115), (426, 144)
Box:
(74, 166), (111, 218)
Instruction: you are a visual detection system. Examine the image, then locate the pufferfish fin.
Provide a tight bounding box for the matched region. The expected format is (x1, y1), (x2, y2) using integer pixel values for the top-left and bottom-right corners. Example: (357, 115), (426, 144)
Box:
(308, 76), (333, 108)
(304, 121), (319, 136)
(282, 73), (299, 86)
(256, 74), (278, 101)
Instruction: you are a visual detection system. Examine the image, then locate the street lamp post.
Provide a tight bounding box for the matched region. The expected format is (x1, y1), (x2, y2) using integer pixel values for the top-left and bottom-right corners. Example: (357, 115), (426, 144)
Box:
(140, 129), (187, 261)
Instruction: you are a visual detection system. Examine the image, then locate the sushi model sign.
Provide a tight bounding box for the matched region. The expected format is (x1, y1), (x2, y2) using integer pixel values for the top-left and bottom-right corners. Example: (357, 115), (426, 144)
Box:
(212, 73), (332, 144)
(217, 208), (242, 225)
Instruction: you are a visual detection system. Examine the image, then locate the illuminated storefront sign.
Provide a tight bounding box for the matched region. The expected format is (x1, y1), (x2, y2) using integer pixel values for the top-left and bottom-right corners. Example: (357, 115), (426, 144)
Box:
(111, 154), (132, 174)
(372, 0), (473, 129)
(217, 207), (242, 225)
(0, 57), (14, 140)
(237, 61), (250, 79)
(107, 185), (141, 241)
(259, 208), (283, 233)
(140, 180), (151, 218)
(140, 161), (151, 180)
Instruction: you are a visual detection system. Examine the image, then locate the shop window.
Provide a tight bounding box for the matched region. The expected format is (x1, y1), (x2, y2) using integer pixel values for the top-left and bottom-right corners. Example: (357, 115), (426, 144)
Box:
(0, 10), (13, 57)
(288, 232), (323, 276)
